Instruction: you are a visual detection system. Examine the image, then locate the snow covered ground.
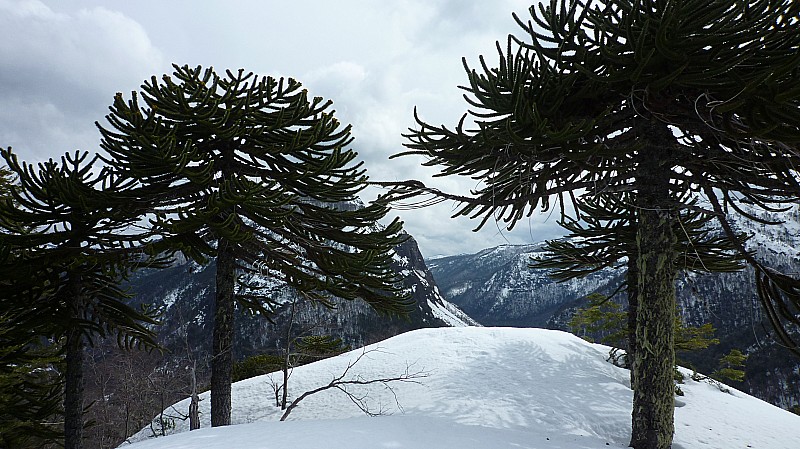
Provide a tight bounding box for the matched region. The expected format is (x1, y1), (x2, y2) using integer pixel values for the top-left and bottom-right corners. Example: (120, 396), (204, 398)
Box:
(123, 327), (800, 449)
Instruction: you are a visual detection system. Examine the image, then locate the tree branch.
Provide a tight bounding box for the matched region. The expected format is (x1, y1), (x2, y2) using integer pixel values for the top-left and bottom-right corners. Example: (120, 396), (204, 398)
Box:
(279, 347), (428, 421)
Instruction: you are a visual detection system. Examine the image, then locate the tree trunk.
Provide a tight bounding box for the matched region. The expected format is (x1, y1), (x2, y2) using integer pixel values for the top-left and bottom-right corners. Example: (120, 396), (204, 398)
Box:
(211, 238), (236, 427)
(189, 360), (200, 430)
(281, 298), (297, 410)
(64, 326), (85, 449)
(630, 121), (677, 449)
(282, 354), (290, 410)
(626, 256), (638, 376)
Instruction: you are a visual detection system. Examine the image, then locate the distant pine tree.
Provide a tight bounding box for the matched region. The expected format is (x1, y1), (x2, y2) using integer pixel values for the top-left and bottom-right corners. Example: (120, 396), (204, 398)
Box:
(712, 349), (748, 384)
(569, 293), (627, 348)
(232, 354), (284, 383)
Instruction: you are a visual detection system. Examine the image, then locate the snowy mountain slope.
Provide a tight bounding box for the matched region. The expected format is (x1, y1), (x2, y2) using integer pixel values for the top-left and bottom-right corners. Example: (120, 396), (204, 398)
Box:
(124, 327), (800, 449)
(427, 244), (623, 326)
(429, 206), (800, 410)
(391, 233), (479, 327)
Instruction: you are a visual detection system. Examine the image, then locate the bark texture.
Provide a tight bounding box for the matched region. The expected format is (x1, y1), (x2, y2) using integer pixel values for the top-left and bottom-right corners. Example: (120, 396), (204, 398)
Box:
(625, 256), (639, 379)
(630, 120), (677, 449)
(211, 238), (235, 427)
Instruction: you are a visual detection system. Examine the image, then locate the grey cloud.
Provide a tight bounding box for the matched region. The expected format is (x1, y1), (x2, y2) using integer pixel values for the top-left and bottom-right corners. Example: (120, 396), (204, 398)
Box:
(0, 0), (564, 256)
(0, 1), (164, 160)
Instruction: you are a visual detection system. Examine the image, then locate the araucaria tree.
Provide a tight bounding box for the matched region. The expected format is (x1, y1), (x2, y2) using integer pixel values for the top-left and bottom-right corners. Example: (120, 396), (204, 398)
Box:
(98, 65), (410, 426)
(0, 166), (62, 448)
(0, 150), (163, 449)
(394, 1), (800, 448)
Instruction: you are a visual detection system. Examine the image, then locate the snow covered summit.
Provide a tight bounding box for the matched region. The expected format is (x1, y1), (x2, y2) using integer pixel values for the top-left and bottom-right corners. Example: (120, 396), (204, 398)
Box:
(124, 327), (800, 449)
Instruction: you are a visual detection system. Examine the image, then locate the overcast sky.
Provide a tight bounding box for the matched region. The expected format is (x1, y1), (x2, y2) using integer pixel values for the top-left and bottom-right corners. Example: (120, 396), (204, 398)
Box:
(0, 0), (565, 258)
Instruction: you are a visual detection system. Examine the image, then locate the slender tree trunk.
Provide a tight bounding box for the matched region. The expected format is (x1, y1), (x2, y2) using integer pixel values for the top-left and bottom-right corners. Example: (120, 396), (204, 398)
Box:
(64, 326), (85, 449)
(180, 294), (201, 430)
(282, 353), (290, 410)
(630, 120), (677, 449)
(189, 360), (200, 430)
(281, 298), (297, 410)
(211, 237), (236, 427)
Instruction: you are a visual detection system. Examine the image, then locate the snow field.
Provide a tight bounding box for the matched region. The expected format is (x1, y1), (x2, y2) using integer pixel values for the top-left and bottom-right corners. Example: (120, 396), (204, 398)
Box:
(125, 327), (800, 449)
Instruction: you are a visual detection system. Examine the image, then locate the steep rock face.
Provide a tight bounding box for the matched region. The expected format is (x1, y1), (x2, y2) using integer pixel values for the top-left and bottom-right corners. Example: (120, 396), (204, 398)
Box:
(429, 207), (800, 410)
(391, 234), (479, 328)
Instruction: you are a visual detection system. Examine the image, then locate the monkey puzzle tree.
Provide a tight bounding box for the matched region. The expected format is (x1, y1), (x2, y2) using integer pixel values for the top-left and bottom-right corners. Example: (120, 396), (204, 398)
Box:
(392, 1), (800, 447)
(97, 64), (410, 426)
(0, 149), (164, 449)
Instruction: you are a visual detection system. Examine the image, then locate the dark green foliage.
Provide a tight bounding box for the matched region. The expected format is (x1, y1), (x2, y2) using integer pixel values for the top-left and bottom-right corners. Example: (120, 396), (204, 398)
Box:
(98, 64), (411, 317)
(0, 149), (166, 448)
(0, 149), (163, 349)
(0, 167), (63, 448)
(294, 335), (350, 361)
(98, 64), (411, 426)
(568, 293), (627, 347)
(674, 318), (718, 375)
(232, 335), (349, 383)
(0, 332), (62, 449)
(675, 322), (718, 355)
